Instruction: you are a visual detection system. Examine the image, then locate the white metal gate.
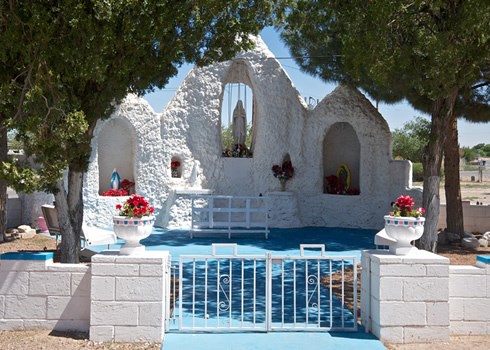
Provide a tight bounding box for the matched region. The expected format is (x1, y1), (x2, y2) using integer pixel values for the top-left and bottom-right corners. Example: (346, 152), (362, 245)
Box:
(166, 244), (358, 333)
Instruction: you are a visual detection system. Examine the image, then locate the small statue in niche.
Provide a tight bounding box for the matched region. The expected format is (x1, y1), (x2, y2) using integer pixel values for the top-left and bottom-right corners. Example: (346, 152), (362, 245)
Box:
(110, 168), (121, 189)
(232, 100), (246, 146)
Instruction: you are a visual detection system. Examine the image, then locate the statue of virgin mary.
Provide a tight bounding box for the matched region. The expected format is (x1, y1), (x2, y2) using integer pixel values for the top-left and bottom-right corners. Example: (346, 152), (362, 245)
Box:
(232, 100), (246, 145)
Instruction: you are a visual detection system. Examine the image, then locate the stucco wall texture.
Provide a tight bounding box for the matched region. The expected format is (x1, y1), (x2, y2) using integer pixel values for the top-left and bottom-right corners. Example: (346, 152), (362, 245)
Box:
(82, 36), (421, 230)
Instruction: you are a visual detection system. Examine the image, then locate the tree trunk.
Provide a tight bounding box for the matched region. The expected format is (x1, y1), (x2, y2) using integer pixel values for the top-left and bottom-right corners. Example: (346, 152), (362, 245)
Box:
(55, 168), (84, 263)
(420, 90), (458, 252)
(0, 124), (7, 243)
(444, 112), (464, 239)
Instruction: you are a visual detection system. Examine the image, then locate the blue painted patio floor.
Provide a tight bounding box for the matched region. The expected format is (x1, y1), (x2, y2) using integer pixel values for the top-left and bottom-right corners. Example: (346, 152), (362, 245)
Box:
(162, 328), (386, 350)
(95, 226), (379, 262)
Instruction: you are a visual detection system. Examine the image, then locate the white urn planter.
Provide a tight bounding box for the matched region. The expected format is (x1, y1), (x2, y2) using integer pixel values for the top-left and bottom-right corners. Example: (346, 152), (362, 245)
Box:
(113, 215), (155, 255)
(384, 215), (425, 255)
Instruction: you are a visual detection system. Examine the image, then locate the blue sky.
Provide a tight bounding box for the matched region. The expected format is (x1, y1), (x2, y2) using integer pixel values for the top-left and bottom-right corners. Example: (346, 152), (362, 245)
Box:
(144, 27), (488, 148)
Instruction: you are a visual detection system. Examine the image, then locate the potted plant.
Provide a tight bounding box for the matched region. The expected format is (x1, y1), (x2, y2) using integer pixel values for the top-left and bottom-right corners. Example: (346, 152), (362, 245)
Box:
(384, 195), (426, 255)
(171, 160), (181, 178)
(272, 160), (294, 191)
(113, 194), (155, 255)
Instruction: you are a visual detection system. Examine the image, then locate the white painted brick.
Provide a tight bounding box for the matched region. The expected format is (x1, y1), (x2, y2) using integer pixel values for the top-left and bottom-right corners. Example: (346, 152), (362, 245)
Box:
(0, 260), (49, 272)
(139, 264), (164, 277)
(139, 303), (163, 326)
(370, 321), (404, 343)
(427, 302), (449, 326)
(487, 274), (490, 298)
(91, 263), (139, 277)
(379, 301), (426, 326)
(450, 320), (488, 335)
(464, 298), (490, 321)
(401, 251), (449, 265)
(426, 265), (449, 277)
(449, 265), (485, 275)
(404, 277), (449, 301)
(47, 296), (90, 320)
(404, 326), (449, 342)
(114, 325), (163, 343)
(0, 272), (29, 294)
(29, 272), (71, 296)
(112, 252), (168, 264)
(71, 272), (91, 297)
(115, 277), (163, 301)
(23, 320), (57, 329)
(371, 298), (380, 325)
(52, 319), (89, 332)
(376, 264), (426, 277)
(91, 276), (115, 301)
(0, 295), (4, 318)
(91, 254), (117, 263)
(0, 320), (24, 330)
(47, 264), (89, 273)
(5, 295), (47, 319)
(449, 298), (464, 320)
(450, 274), (486, 297)
(90, 325), (115, 342)
(91, 301), (138, 326)
(372, 277), (403, 300)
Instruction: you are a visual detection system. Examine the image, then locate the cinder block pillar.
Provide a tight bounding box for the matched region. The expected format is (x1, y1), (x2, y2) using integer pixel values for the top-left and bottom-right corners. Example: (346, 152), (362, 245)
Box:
(361, 249), (449, 344)
(90, 251), (170, 343)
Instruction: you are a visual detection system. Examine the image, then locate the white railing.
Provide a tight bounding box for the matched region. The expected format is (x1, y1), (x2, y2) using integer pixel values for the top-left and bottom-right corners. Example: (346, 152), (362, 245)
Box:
(190, 195), (269, 238)
(170, 243), (357, 333)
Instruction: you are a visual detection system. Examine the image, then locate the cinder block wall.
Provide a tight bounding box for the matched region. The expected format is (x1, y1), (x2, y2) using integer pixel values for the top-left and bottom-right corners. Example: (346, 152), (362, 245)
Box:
(449, 258), (490, 335)
(439, 203), (490, 233)
(0, 252), (90, 331)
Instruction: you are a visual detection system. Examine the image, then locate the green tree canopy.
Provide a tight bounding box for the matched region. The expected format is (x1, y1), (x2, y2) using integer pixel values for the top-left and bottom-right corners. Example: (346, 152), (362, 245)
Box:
(392, 116), (431, 163)
(0, 0), (281, 262)
(279, 0), (490, 250)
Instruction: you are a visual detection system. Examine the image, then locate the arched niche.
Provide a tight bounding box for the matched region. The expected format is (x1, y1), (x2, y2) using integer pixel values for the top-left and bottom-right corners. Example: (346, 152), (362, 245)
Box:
(220, 60), (256, 158)
(170, 156), (182, 178)
(98, 119), (136, 195)
(323, 122), (360, 195)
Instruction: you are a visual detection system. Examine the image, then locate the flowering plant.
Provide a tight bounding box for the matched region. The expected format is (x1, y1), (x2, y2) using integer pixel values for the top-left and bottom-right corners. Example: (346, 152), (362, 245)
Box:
(120, 179), (134, 192)
(170, 161), (181, 169)
(389, 195), (425, 218)
(115, 194), (155, 218)
(102, 189), (128, 196)
(272, 160), (294, 181)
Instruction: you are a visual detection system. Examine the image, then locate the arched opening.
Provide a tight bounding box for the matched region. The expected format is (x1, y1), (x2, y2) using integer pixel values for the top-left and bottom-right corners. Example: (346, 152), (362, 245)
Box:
(323, 122), (360, 195)
(170, 156), (182, 178)
(98, 119), (135, 195)
(220, 60), (255, 158)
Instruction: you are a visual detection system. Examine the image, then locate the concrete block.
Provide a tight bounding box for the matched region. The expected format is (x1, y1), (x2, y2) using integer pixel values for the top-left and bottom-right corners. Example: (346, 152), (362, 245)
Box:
(450, 274), (486, 297)
(372, 277), (403, 300)
(90, 301), (138, 326)
(404, 277), (449, 301)
(427, 302), (449, 326)
(401, 252), (449, 265)
(5, 295), (47, 319)
(112, 252), (168, 265)
(376, 264), (426, 277)
(47, 296), (90, 320)
(0, 260), (50, 272)
(138, 303), (163, 326)
(114, 325), (163, 343)
(90, 325), (115, 342)
(23, 320), (57, 329)
(370, 321), (404, 343)
(449, 265), (485, 275)
(29, 272), (71, 296)
(91, 276), (115, 301)
(379, 301), (426, 326)
(91, 263), (139, 277)
(0, 320), (24, 331)
(450, 320), (487, 335)
(139, 264), (164, 277)
(449, 298), (464, 320)
(115, 277), (163, 301)
(464, 298), (490, 321)
(426, 265), (449, 277)
(52, 319), (89, 332)
(404, 326), (449, 342)
(0, 272), (29, 295)
(71, 272), (91, 297)
(0, 295), (4, 318)
(47, 264), (89, 273)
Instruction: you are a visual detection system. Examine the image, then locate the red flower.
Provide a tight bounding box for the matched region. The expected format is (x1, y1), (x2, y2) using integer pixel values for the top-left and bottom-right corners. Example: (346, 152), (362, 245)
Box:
(116, 194), (155, 218)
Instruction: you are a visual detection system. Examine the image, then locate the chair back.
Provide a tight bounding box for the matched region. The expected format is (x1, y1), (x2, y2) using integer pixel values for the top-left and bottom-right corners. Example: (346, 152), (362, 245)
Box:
(41, 205), (61, 235)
